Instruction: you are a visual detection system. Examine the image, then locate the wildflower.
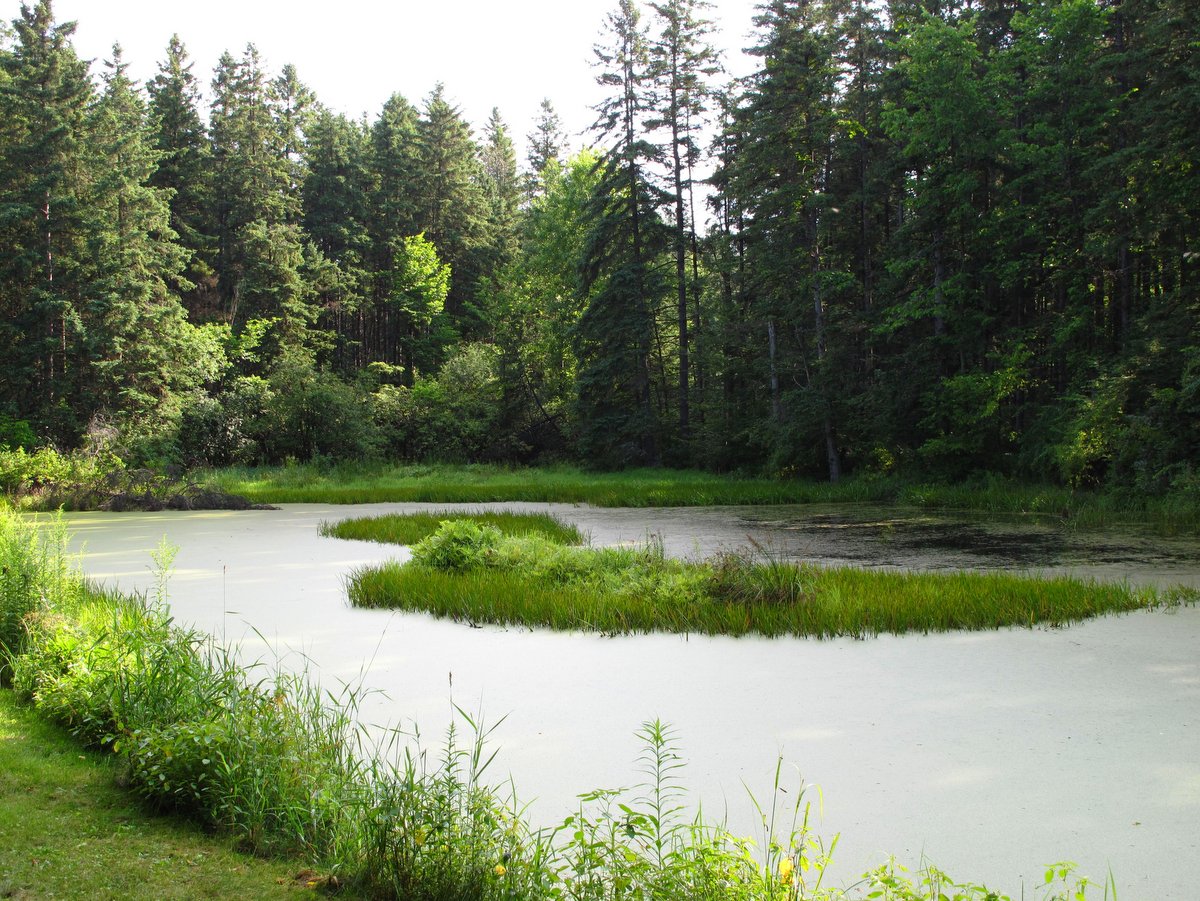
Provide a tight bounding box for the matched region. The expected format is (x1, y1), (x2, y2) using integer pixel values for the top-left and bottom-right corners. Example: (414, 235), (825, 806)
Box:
(494, 864), (507, 877)
(778, 856), (795, 882)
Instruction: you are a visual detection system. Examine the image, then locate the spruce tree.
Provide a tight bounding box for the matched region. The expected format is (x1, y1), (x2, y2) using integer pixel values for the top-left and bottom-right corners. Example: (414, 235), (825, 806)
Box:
(524, 98), (566, 199)
(147, 34), (215, 316)
(414, 84), (489, 333)
(727, 0), (844, 480)
(647, 0), (721, 446)
(0, 0), (92, 438)
(302, 108), (372, 371)
(480, 107), (522, 275)
(577, 0), (670, 466)
(80, 45), (206, 439)
(209, 45), (299, 327)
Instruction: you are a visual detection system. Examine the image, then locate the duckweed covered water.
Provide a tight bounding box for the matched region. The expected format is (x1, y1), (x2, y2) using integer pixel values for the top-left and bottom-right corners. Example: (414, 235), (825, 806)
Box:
(60, 503), (1200, 899)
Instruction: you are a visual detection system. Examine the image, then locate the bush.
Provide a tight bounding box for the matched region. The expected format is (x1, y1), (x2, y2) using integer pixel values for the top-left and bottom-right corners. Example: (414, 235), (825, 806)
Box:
(263, 360), (380, 463)
(371, 343), (516, 463)
(410, 520), (504, 570)
(0, 414), (36, 450)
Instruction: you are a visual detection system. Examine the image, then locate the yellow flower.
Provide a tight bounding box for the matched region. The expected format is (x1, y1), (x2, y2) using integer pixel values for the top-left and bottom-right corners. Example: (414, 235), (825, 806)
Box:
(778, 857), (795, 882)
(494, 864), (507, 877)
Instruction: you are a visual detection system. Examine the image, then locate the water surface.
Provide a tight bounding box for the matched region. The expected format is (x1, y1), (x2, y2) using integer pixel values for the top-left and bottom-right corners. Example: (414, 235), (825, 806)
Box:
(61, 503), (1200, 899)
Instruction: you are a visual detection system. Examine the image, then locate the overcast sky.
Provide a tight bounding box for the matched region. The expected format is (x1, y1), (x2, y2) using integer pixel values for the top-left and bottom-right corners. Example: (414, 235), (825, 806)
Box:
(41, 0), (763, 164)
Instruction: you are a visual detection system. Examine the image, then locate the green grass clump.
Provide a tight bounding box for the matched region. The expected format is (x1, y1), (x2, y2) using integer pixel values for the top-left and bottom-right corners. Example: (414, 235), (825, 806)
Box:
(349, 520), (1195, 638)
(321, 510), (582, 546)
(1, 513), (84, 684)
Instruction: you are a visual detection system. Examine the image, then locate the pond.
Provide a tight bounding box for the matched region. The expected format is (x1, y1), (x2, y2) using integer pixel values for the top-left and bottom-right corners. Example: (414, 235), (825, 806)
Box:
(61, 503), (1200, 899)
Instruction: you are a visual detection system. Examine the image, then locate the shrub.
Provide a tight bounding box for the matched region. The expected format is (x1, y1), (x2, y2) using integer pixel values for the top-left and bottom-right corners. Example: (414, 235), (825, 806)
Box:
(410, 520), (504, 570)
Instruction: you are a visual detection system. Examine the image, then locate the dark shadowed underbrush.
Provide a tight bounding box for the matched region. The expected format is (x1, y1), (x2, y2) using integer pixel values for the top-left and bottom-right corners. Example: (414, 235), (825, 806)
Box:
(0, 509), (1119, 899)
(348, 520), (1192, 638)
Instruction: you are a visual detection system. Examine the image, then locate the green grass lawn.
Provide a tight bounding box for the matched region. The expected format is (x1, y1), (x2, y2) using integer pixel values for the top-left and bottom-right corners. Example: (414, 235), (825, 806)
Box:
(0, 689), (345, 900)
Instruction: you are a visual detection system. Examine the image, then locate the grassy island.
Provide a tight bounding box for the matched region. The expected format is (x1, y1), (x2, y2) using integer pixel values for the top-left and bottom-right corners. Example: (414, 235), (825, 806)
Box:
(342, 518), (1193, 637)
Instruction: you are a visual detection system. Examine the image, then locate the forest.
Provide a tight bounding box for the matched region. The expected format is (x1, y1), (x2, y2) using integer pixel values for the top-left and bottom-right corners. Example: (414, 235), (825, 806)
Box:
(1, 0), (1197, 492)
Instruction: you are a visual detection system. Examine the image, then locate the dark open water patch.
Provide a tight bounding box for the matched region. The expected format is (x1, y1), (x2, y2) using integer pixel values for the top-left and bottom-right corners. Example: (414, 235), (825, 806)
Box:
(739, 508), (1200, 573)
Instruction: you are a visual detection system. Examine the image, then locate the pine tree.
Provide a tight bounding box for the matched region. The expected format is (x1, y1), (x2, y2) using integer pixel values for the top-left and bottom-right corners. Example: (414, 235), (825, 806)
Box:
(524, 98), (565, 198)
(577, 0), (670, 466)
(147, 35), (214, 307)
(80, 44), (207, 437)
(647, 0), (721, 446)
(0, 0), (92, 438)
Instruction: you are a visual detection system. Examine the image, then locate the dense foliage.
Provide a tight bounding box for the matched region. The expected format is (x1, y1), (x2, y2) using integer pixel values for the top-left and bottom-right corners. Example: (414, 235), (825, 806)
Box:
(1, 0), (1195, 495)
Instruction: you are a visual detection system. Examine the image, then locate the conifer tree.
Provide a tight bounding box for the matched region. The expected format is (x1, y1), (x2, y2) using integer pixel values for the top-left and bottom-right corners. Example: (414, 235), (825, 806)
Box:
(647, 0), (721, 445)
(302, 108), (372, 370)
(577, 0), (670, 466)
(0, 0), (92, 438)
(480, 107), (522, 274)
(147, 34), (214, 315)
(414, 84), (489, 332)
(524, 98), (566, 199)
(209, 44), (299, 326)
(273, 63), (315, 222)
(81, 45), (209, 438)
(727, 0), (844, 480)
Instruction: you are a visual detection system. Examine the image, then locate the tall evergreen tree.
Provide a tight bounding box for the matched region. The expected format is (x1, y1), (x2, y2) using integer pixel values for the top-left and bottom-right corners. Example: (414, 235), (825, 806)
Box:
(414, 83), (489, 332)
(0, 0), (92, 438)
(480, 107), (522, 276)
(302, 108), (372, 371)
(647, 0), (721, 446)
(727, 0), (845, 480)
(577, 0), (670, 466)
(209, 44), (297, 326)
(273, 62), (314, 222)
(524, 97), (566, 198)
(81, 45), (209, 437)
(147, 35), (214, 316)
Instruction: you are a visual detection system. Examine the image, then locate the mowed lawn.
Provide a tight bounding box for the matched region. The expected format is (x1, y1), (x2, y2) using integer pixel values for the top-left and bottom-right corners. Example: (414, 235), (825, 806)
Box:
(0, 689), (347, 900)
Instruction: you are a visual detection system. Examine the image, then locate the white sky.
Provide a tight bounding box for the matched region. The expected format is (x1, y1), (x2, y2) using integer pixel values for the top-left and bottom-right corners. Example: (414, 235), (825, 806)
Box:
(41, 0), (763, 166)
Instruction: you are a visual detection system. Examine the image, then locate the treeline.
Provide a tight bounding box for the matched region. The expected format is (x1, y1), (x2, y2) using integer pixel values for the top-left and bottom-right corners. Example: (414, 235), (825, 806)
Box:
(0, 0), (1196, 493)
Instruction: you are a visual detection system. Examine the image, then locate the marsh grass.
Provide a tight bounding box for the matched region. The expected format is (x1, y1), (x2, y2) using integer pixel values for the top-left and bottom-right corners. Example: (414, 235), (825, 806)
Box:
(349, 520), (1190, 638)
(0, 508), (1122, 900)
(204, 462), (886, 507)
(321, 510), (582, 546)
(0, 512), (83, 684)
(201, 462), (1200, 531)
